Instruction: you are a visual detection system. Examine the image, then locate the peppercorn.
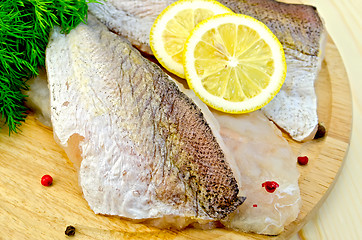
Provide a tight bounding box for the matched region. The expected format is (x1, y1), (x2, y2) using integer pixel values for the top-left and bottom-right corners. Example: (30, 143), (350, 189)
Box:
(262, 181), (279, 193)
(298, 156), (309, 165)
(41, 175), (53, 186)
(65, 225), (76, 236)
(314, 123), (326, 139)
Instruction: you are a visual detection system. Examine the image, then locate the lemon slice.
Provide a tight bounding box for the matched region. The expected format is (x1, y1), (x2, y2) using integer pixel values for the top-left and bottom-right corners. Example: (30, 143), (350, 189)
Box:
(184, 13), (287, 114)
(150, 0), (232, 78)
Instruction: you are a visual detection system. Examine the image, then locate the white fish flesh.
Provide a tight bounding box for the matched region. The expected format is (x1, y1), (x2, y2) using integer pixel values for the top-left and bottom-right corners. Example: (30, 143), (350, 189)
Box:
(24, 68), (52, 127)
(215, 111), (301, 235)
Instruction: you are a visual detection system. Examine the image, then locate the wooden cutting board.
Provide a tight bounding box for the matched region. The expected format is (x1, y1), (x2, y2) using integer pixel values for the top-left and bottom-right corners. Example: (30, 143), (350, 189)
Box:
(0, 34), (352, 239)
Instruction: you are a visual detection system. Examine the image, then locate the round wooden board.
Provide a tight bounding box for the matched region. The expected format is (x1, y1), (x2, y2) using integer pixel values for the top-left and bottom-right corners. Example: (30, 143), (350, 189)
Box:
(0, 35), (351, 239)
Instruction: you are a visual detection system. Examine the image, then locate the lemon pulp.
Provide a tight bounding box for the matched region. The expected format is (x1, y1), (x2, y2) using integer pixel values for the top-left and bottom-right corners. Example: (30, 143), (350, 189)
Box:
(163, 8), (215, 66)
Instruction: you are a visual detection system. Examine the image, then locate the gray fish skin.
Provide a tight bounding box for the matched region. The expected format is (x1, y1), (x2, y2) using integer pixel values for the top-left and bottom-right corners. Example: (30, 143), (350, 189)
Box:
(88, 0), (173, 54)
(88, 0), (325, 141)
(46, 14), (244, 222)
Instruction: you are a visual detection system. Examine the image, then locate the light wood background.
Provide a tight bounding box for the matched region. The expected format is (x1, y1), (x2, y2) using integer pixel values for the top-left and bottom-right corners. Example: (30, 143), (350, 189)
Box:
(291, 0), (362, 239)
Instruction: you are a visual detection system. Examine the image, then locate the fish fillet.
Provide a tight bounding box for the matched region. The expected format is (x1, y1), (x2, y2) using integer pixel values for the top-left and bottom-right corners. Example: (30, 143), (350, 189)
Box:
(46, 14), (244, 226)
(182, 88), (301, 235)
(215, 111), (301, 235)
(88, 0), (325, 141)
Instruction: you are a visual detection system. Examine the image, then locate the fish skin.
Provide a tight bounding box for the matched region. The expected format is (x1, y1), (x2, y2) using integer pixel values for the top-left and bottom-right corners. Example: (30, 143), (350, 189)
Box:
(88, 0), (325, 141)
(88, 0), (173, 54)
(46, 14), (244, 221)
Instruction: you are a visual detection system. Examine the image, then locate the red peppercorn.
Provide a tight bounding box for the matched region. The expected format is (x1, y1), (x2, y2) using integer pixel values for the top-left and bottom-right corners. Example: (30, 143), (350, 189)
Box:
(297, 156), (309, 165)
(253, 204), (258, 208)
(41, 175), (53, 186)
(262, 181), (279, 193)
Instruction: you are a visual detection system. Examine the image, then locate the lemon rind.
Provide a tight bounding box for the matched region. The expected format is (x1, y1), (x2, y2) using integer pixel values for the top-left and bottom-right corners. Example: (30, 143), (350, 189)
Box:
(183, 13), (287, 114)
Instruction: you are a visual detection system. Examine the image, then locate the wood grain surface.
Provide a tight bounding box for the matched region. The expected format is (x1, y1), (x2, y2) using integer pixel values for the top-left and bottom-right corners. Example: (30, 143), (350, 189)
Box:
(0, 30), (352, 239)
(294, 0), (362, 239)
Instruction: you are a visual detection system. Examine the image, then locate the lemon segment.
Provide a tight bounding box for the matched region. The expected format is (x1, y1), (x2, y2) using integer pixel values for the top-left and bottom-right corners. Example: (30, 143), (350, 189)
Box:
(184, 13), (287, 113)
(149, 0), (233, 78)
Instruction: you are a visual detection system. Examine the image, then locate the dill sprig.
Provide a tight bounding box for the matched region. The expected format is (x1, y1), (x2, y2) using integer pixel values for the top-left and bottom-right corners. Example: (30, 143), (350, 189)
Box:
(0, 0), (97, 134)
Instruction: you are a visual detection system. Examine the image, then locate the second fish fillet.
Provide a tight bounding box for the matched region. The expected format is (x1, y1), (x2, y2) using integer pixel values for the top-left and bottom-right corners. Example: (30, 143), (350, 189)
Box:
(88, 0), (325, 142)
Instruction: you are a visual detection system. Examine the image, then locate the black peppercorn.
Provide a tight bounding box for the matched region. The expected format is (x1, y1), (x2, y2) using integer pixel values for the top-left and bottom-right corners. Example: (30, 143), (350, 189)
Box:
(314, 123), (326, 139)
(65, 225), (76, 236)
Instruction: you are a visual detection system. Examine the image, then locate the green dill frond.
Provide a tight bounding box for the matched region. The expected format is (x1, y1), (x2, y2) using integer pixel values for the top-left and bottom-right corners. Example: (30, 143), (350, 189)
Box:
(0, 0), (97, 134)
(0, 75), (28, 134)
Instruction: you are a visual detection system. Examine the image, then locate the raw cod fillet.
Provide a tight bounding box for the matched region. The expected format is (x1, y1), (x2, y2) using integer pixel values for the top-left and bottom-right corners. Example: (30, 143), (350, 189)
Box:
(23, 12), (302, 235)
(88, 0), (326, 142)
(182, 87), (301, 235)
(46, 14), (244, 226)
